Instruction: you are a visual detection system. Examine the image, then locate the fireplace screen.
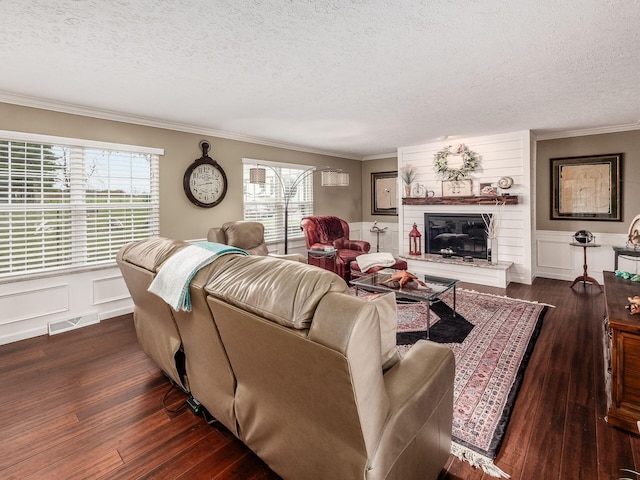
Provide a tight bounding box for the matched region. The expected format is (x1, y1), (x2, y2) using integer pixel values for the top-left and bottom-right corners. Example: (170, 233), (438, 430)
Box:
(424, 213), (488, 259)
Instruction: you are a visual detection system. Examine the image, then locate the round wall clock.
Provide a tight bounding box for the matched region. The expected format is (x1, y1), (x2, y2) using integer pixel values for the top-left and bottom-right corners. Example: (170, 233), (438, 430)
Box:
(183, 140), (228, 208)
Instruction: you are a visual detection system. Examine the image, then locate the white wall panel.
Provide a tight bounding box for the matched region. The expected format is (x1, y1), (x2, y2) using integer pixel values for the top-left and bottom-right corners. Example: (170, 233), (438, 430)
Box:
(0, 266), (134, 345)
(536, 230), (628, 283)
(92, 274), (131, 305)
(398, 130), (534, 286)
(0, 284), (69, 326)
(357, 221), (400, 256)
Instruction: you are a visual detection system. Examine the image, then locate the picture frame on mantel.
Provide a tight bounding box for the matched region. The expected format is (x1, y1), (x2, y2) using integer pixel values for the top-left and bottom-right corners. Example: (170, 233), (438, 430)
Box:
(442, 179), (472, 197)
(551, 153), (622, 221)
(371, 171), (398, 215)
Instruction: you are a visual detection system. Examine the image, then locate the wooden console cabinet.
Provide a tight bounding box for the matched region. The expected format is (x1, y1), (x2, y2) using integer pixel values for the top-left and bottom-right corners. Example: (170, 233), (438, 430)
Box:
(603, 270), (640, 435)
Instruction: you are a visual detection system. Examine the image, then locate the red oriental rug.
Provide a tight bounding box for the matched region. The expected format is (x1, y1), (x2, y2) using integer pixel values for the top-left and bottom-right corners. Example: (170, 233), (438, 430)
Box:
(352, 287), (549, 478)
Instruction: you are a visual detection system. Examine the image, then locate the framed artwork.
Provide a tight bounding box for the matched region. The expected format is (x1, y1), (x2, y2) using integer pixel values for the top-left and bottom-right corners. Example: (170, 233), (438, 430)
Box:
(480, 183), (497, 195)
(551, 154), (622, 221)
(442, 179), (472, 197)
(371, 171), (398, 215)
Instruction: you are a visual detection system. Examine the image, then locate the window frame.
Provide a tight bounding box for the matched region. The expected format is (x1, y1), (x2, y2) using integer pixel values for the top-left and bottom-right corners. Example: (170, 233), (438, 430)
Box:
(0, 130), (162, 280)
(242, 159), (314, 244)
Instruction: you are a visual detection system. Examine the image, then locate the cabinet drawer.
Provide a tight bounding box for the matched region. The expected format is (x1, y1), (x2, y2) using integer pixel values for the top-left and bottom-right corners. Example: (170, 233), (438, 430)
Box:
(618, 332), (640, 409)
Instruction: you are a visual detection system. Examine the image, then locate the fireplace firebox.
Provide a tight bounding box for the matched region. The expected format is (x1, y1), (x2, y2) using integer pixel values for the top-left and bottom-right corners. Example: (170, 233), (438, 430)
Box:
(424, 213), (488, 259)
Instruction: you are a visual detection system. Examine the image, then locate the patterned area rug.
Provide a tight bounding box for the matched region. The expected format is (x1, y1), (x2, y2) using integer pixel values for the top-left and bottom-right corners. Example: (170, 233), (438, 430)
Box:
(352, 287), (549, 478)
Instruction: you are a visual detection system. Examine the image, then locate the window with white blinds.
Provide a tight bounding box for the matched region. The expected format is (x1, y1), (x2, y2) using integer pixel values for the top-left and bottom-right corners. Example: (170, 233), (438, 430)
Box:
(0, 133), (160, 279)
(243, 160), (314, 243)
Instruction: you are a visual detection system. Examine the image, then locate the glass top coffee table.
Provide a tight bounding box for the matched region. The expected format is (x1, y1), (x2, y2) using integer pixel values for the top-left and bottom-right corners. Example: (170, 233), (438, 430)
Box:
(351, 268), (459, 339)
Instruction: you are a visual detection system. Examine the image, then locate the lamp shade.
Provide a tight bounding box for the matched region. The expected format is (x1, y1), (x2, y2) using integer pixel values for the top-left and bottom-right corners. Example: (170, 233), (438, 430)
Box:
(249, 167), (266, 184)
(337, 172), (349, 186)
(321, 170), (338, 186)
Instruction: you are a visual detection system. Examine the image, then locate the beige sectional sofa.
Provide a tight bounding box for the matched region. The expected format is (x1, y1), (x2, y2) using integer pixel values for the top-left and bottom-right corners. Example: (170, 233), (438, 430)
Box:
(117, 237), (454, 480)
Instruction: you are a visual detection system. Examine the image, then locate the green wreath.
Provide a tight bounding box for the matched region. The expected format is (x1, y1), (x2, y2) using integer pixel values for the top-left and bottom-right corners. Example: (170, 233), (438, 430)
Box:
(433, 144), (480, 181)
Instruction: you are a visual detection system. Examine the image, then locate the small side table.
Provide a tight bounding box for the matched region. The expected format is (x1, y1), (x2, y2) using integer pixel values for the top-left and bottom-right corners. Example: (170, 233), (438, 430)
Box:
(570, 242), (603, 291)
(307, 248), (338, 274)
(369, 226), (388, 253)
(612, 245), (640, 270)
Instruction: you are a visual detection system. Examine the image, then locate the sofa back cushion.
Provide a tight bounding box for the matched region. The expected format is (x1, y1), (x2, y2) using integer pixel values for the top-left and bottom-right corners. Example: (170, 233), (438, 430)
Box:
(119, 236), (189, 272)
(222, 221), (269, 256)
(205, 255), (349, 329)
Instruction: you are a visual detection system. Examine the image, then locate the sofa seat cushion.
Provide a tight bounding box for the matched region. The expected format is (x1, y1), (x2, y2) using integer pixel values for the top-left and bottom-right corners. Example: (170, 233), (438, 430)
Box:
(205, 255), (349, 330)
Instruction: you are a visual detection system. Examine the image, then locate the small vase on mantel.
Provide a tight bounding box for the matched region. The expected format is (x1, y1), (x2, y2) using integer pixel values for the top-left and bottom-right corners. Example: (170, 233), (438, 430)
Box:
(404, 183), (412, 198)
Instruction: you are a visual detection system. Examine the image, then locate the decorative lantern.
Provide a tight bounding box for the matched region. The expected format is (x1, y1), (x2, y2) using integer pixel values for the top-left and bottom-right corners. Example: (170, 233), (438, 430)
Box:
(409, 223), (422, 256)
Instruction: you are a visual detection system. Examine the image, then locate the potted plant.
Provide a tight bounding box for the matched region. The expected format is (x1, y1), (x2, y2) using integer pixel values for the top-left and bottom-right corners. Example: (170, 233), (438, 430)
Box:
(401, 165), (416, 197)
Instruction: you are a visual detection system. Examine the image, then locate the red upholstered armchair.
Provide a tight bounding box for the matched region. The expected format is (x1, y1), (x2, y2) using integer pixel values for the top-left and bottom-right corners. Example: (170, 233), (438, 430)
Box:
(300, 216), (370, 281)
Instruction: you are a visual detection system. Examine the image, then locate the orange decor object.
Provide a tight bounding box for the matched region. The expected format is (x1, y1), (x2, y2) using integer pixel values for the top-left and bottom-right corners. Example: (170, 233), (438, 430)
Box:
(409, 223), (422, 256)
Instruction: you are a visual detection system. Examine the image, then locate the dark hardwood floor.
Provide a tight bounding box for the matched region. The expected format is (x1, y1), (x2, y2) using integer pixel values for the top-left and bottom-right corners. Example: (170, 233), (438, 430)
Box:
(0, 277), (638, 479)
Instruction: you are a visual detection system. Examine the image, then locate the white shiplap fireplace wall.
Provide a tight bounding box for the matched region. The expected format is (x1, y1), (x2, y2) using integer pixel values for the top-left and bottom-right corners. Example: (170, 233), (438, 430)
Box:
(398, 130), (535, 286)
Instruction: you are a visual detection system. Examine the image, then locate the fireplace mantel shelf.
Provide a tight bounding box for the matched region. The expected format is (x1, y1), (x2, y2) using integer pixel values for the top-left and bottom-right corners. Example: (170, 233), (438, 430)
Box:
(402, 195), (518, 206)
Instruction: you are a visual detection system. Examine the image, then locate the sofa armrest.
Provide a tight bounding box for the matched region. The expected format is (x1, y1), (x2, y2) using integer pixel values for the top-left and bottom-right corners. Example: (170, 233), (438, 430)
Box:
(368, 340), (454, 479)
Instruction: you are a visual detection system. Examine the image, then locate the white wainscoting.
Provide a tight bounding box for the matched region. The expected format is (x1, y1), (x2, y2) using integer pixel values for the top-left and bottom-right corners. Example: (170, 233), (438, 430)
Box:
(356, 221), (400, 257)
(536, 230), (631, 284)
(2, 225), (630, 345)
(0, 266), (134, 345)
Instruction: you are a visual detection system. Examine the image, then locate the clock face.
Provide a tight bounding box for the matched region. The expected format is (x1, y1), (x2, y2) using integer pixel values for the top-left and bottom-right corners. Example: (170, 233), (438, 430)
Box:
(183, 159), (227, 207)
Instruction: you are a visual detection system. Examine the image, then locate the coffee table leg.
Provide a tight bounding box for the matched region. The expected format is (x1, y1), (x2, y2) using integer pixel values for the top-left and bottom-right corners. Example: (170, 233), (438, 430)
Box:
(426, 302), (430, 339)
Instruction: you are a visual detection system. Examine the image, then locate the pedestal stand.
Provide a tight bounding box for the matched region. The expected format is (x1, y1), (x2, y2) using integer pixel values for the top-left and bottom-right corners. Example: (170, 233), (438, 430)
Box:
(570, 242), (603, 291)
(369, 225), (388, 253)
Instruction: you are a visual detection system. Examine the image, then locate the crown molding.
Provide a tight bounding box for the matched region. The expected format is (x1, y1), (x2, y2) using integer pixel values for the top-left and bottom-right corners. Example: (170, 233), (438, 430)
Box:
(0, 91), (364, 161)
(362, 152), (397, 161)
(535, 123), (640, 140)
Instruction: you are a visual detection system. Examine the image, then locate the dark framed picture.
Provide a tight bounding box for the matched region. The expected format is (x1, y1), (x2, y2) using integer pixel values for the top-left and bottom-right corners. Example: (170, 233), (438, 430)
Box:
(551, 153), (622, 221)
(371, 171), (398, 215)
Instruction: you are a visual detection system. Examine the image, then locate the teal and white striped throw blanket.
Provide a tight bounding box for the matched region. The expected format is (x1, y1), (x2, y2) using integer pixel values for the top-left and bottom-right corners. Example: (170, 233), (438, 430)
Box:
(148, 241), (248, 312)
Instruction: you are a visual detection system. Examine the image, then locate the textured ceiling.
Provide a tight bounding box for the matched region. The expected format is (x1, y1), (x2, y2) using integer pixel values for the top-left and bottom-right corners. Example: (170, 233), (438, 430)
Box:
(1, 0), (639, 158)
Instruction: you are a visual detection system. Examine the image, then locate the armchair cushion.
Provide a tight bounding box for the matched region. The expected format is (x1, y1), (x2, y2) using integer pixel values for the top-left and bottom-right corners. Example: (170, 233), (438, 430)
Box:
(316, 215), (345, 243)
